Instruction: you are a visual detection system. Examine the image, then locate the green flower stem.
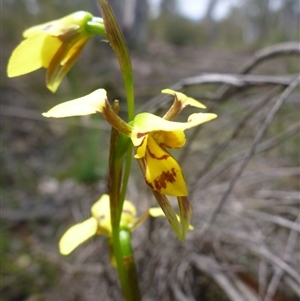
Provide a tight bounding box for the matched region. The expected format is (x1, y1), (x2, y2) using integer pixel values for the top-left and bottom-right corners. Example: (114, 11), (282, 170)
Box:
(97, 0), (135, 251)
(124, 78), (135, 121)
(98, 0), (135, 211)
(108, 101), (127, 297)
(86, 19), (107, 37)
(120, 144), (133, 208)
(109, 138), (128, 298)
(119, 230), (141, 300)
(109, 102), (140, 301)
(98, 0), (135, 121)
(110, 156), (141, 301)
(111, 228), (141, 301)
(108, 104), (122, 224)
(99, 2), (139, 299)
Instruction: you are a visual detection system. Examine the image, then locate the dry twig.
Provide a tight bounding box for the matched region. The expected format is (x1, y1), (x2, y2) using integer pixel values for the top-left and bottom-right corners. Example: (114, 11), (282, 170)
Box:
(263, 214), (300, 301)
(197, 76), (300, 239)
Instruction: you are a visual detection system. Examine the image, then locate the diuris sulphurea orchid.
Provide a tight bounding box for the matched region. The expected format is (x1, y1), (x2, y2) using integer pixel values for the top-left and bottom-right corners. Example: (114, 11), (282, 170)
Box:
(7, 11), (106, 93)
(42, 89), (217, 197)
(59, 194), (136, 255)
(59, 194), (193, 256)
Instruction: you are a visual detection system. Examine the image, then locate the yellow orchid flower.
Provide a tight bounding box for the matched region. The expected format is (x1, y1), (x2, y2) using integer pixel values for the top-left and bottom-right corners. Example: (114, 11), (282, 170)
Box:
(130, 111), (216, 196)
(7, 11), (106, 93)
(43, 89), (217, 197)
(59, 194), (192, 255)
(59, 194), (136, 255)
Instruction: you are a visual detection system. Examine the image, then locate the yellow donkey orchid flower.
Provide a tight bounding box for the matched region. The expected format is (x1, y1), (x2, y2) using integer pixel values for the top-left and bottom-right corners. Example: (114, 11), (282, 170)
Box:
(130, 88), (216, 196)
(43, 89), (217, 197)
(130, 112), (216, 196)
(7, 11), (105, 93)
(59, 194), (192, 255)
(59, 194), (136, 255)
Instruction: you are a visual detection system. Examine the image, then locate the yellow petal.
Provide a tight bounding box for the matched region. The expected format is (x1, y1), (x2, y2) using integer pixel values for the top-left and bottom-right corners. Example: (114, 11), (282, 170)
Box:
(91, 194), (110, 217)
(59, 217), (98, 255)
(189, 224), (194, 230)
(187, 112), (217, 125)
(24, 23), (77, 38)
(144, 135), (187, 196)
(120, 201), (137, 228)
(91, 194), (110, 218)
(23, 20), (56, 37)
(134, 135), (148, 159)
(46, 37), (90, 93)
(61, 37), (89, 65)
(151, 130), (185, 149)
(162, 89), (206, 109)
(148, 207), (165, 217)
(7, 34), (61, 77)
(42, 89), (107, 118)
(91, 194), (137, 235)
(23, 11), (93, 38)
(149, 207), (194, 230)
(133, 112), (217, 134)
(91, 194), (111, 235)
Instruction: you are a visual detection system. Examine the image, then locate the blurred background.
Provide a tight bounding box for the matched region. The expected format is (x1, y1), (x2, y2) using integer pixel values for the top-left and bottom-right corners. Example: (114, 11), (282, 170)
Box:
(1, 0), (300, 300)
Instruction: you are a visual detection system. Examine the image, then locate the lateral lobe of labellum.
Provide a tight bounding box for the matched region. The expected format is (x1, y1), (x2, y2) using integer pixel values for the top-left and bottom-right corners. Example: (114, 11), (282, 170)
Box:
(143, 135), (187, 196)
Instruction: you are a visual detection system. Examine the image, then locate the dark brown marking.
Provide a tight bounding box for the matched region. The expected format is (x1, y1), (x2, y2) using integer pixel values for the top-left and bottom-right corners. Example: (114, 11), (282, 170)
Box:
(145, 178), (154, 190)
(153, 168), (177, 191)
(137, 132), (148, 139)
(147, 145), (169, 160)
(98, 214), (105, 220)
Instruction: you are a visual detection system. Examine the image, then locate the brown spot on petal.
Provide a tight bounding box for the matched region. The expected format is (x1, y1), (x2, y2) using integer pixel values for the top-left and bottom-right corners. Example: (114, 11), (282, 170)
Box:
(146, 180), (155, 190)
(137, 132), (148, 139)
(147, 145), (169, 160)
(152, 168), (177, 191)
(98, 215), (105, 220)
